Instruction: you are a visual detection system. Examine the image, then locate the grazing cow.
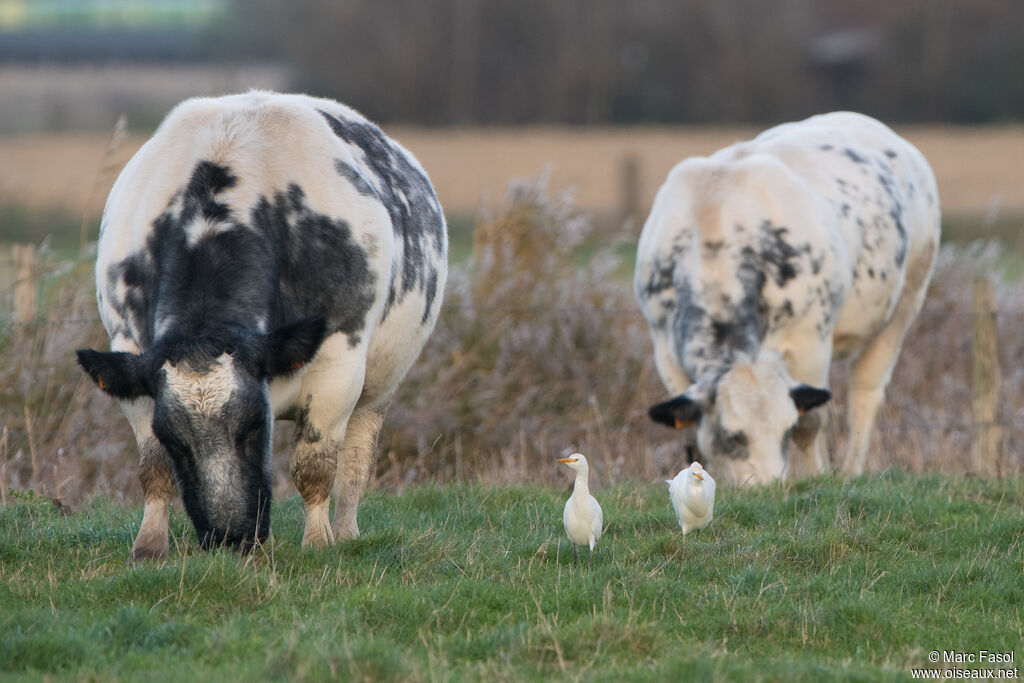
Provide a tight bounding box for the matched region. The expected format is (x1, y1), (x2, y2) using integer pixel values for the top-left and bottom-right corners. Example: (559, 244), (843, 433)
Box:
(77, 91), (447, 559)
(635, 112), (939, 485)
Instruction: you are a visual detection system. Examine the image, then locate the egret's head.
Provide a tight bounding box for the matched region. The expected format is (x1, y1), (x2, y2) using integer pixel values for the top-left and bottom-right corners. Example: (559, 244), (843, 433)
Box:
(557, 453), (589, 473)
(688, 461), (705, 482)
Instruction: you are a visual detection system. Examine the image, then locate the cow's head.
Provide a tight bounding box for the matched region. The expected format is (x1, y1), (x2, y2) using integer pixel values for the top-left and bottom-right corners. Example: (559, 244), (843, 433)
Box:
(648, 351), (830, 485)
(77, 317), (328, 550)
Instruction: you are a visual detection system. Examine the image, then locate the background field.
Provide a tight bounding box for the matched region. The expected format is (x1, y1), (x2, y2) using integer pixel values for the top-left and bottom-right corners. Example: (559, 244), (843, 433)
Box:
(3, 124), (1024, 228)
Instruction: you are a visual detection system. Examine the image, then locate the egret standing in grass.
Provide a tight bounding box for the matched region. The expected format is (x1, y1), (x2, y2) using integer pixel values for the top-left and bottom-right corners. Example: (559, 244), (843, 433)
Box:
(557, 453), (603, 566)
(667, 461), (716, 535)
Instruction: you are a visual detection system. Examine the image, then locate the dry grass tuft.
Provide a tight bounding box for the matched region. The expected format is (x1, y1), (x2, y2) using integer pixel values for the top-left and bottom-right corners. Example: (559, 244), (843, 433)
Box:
(0, 252), (137, 504)
(0, 180), (1020, 506)
(384, 174), (672, 490)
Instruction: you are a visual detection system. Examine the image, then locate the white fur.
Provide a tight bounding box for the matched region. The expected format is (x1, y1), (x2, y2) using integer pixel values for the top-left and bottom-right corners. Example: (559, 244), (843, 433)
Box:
(96, 92), (446, 556)
(636, 112), (940, 483)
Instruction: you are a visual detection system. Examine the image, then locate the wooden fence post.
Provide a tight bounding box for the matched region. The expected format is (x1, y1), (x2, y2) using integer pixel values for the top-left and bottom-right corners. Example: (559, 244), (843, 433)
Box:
(971, 276), (1002, 477)
(12, 243), (38, 323)
(619, 153), (641, 230)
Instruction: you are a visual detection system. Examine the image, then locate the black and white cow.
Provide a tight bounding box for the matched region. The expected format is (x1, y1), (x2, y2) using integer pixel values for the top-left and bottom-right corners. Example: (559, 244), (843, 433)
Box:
(635, 112), (939, 485)
(77, 91), (447, 558)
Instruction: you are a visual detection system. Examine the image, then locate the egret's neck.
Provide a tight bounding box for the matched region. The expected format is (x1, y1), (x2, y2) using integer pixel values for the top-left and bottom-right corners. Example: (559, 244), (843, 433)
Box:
(573, 468), (591, 497)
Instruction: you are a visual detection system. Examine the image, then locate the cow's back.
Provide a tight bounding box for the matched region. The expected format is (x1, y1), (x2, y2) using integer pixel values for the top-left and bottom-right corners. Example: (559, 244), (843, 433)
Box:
(636, 111), (939, 375)
(96, 91), (446, 406)
(717, 112), (940, 350)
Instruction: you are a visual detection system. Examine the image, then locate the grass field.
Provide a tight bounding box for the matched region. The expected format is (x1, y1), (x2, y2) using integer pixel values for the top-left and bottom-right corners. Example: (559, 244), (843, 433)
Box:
(2, 473), (1021, 681)
(1, 126), (1022, 682)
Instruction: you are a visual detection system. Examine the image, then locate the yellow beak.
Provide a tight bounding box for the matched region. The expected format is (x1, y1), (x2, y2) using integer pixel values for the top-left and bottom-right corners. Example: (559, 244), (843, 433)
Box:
(556, 458), (577, 464)
(694, 472), (704, 481)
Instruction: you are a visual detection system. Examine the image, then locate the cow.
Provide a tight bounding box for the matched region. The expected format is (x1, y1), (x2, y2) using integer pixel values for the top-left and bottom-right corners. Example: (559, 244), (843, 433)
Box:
(635, 112), (939, 485)
(77, 91), (447, 559)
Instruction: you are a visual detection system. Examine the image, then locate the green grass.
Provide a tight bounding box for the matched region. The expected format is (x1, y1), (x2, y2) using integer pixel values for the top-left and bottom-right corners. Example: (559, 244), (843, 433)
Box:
(2, 473), (1022, 681)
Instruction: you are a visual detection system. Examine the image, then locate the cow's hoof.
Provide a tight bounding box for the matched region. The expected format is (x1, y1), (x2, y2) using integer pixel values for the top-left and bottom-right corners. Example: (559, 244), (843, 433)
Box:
(129, 543), (169, 563)
(332, 519), (359, 541)
(301, 524), (335, 549)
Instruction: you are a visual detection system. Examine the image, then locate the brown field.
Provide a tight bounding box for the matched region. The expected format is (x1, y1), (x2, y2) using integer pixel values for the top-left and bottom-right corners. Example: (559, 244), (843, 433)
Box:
(2, 124), (1023, 224)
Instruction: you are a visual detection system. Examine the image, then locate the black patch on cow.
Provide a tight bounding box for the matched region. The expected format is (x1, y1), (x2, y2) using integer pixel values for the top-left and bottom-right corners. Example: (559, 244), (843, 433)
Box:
(334, 160), (378, 198)
(106, 162), (270, 347)
(819, 144), (834, 152)
(643, 256), (676, 298)
(181, 161), (237, 223)
(318, 109), (446, 322)
(422, 266), (439, 324)
(884, 149), (898, 159)
(711, 422), (750, 460)
(874, 169), (909, 267)
(250, 183), (376, 346)
(293, 395), (322, 444)
(757, 221), (801, 287)
(844, 148), (867, 164)
(771, 299), (795, 328)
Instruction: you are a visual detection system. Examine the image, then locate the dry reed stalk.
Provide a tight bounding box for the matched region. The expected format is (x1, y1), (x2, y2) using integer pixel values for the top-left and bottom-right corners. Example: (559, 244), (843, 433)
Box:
(0, 425), (8, 505)
(78, 114), (128, 254)
(23, 405), (38, 490)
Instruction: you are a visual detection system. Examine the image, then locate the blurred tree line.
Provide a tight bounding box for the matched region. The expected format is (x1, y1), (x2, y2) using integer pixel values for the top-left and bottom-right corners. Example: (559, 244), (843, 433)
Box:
(222, 0), (1024, 125)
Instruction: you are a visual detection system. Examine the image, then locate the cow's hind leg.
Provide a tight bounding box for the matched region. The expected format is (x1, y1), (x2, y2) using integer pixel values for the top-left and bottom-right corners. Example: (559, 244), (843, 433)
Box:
(331, 403), (387, 540)
(842, 245), (937, 476)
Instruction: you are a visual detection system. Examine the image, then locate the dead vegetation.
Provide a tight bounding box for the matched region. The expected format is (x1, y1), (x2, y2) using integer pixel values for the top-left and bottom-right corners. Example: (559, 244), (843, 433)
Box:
(1, 176), (1020, 508)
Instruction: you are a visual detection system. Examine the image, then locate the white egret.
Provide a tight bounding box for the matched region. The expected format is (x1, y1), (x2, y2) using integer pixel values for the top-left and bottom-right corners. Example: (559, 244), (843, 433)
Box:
(667, 461), (716, 534)
(556, 453), (603, 566)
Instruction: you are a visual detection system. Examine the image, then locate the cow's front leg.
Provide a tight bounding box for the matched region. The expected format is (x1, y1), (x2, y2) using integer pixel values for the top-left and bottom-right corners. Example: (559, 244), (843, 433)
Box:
(291, 432), (339, 549)
(784, 345), (833, 479)
(789, 408), (828, 479)
(120, 397), (176, 562)
(332, 404), (386, 540)
(132, 438), (177, 561)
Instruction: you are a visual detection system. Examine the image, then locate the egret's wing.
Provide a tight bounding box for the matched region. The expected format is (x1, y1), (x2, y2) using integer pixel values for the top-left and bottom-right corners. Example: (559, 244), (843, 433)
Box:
(590, 496), (603, 540)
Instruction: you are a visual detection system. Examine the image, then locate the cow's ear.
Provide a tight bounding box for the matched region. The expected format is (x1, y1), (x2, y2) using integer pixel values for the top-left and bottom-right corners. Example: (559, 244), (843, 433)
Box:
(76, 349), (152, 399)
(649, 394), (703, 429)
(790, 384), (831, 415)
(261, 317), (329, 378)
